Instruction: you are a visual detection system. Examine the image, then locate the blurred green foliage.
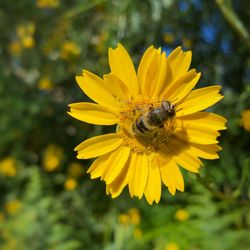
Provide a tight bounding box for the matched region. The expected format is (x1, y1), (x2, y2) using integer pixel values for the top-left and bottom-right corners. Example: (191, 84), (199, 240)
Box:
(0, 0), (250, 249)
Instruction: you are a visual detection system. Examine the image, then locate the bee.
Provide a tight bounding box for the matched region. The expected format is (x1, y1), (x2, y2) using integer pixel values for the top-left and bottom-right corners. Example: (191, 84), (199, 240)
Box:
(132, 101), (176, 135)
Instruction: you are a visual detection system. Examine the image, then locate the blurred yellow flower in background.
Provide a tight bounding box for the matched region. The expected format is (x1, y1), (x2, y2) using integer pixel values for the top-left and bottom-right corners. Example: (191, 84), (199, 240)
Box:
(118, 213), (130, 226)
(68, 162), (83, 179)
(182, 37), (192, 48)
(43, 144), (63, 172)
(21, 36), (35, 48)
(60, 41), (81, 60)
(8, 41), (22, 56)
(36, 0), (60, 8)
(0, 157), (17, 177)
(5, 200), (22, 215)
(118, 208), (141, 227)
(17, 23), (35, 38)
(133, 227), (142, 239)
(38, 77), (53, 90)
(128, 208), (141, 225)
(16, 23), (35, 49)
(241, 109), (250, 131)
(164, 33), (175, 44)
(9, 24), (35, 56)
(165, 242), (180, 250)
(175, 208), (189, 221)
(69, 44), (226, 204)
(64, 178), (77, 191)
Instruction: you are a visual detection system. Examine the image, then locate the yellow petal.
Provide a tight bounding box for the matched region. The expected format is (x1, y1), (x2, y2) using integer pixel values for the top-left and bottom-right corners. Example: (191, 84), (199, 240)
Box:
(159, 160), (184, 195)
(128, 153), (138, 197)
(87, 153), (111, 179)
(137, 47), (168, 98)
(157, 148), (171, 166)
(144, 158), (162, 205)
(103, 146), (131, 184)
(128, 153), (149, 199)
(137, 45), (155, 95)
(75, 133), (123, 159)
(68, 102), (119, 125)
(103, 73), (131, 103)
(176, 86), (224, 116)
(163, 70), (201, 104)
(189, 143), (221, 160)
(166, 138), (202, 173)
(172, 151), (201, 173)
(76, 70), (121, 110)
(152, 51), (168, 99)
(106, 155), (131, 198)
(175, 118), (221, 145)
(167, 47), (192, 81)
(175, 130), (219, 145)
(89, 147), (129, 181)
(108, 43), (139, 97)
(176, 112), (227, 131)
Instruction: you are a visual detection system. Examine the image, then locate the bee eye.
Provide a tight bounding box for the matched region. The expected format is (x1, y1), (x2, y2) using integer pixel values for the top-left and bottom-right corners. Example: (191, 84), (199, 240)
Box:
(162, 101), (170, 111)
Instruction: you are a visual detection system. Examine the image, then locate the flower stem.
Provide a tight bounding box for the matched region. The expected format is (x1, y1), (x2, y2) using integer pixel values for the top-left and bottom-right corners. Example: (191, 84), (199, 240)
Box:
(215, 0), (250, 48)
(63, 0), (107, 19)
(197, 174), (233, 201)
(232, 158), (250, 198)
(197, 174), (250, 206)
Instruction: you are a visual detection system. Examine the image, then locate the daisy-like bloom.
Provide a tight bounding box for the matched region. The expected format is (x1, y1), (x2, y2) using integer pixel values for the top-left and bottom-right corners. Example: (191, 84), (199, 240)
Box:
(68, 44), (227, 204)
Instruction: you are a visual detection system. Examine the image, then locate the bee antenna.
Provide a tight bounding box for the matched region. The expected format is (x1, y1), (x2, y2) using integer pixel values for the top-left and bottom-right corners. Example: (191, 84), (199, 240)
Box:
(170, 97), (179, 103)
(176, 107), (183, 112)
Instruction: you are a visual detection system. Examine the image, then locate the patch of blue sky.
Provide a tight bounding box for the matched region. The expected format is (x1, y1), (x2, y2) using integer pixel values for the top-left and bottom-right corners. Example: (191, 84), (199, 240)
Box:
(201, 24), (217, 44)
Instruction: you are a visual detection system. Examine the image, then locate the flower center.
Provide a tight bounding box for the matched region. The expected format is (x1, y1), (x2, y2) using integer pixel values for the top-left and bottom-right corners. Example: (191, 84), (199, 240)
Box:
(117, 96), (176, 154)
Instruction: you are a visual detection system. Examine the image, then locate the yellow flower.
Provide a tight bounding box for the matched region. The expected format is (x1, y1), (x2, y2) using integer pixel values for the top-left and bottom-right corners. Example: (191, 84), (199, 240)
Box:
(118, 208), (140, 226)
(241, 109), (250, 131)
(16, 23), (35, 38)
(43, 144), (63, 172)
(36, 0), (60, 8)
(165, 242), (180, 250)
(8, 40), (22, 56)
(133, 227), (142, 238)
(0, 157), (17, 177)
(68, 162), (83, 178)
(60, 41), (81, 60)
(68, 44), (227, 204)
(164, 33), (175, 44)
(38, 77), (53, 90)
(128, 208), (140, 225)
(182, 38), (192, 49)
(16, 23), (35, 49)
(64, 178), (77, 190)
(175, 208), (189, 221)
(118, 213), (130, 226)
(21, 36), (35, 48)
(5, 200), (22, 215)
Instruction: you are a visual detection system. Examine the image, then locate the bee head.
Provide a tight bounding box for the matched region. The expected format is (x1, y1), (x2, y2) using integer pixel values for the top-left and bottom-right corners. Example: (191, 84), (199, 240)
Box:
(161, 101), (176, 117)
